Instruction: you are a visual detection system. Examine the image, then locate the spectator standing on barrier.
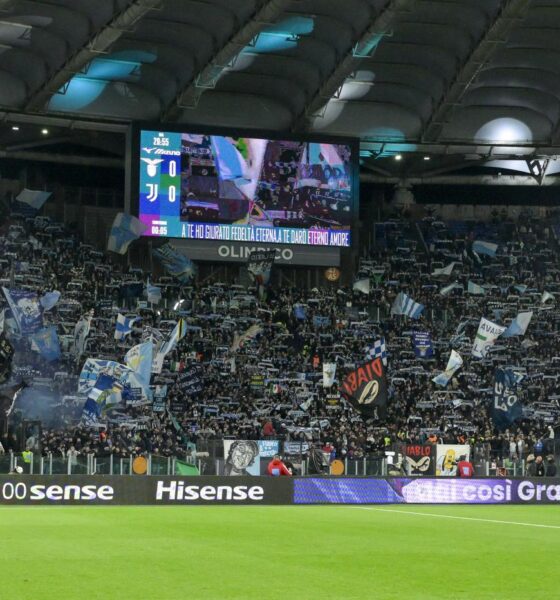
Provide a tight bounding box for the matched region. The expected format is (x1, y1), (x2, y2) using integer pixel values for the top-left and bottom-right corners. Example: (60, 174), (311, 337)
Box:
(457, 455), (474, 478)
(545, 455), (557, 477)
(267, 455), (292, 476)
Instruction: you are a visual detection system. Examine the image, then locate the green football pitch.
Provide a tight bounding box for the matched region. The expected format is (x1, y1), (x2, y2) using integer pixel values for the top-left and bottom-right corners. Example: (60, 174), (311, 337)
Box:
(3, 504), (560, 600)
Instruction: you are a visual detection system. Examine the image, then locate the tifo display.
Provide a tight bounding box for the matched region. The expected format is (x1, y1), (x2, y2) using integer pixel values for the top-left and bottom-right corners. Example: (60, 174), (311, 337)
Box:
(135, 129), (354, 247)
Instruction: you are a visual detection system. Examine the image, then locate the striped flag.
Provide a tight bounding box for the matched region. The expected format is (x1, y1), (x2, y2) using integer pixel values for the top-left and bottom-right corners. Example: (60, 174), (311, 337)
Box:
(366, 338), (387, 366)
(472, 240), (498, 257)
(391, 292), (424, 320)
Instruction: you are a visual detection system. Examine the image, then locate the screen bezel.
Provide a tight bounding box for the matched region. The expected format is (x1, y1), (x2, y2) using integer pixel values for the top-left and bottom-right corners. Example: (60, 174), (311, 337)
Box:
(126, 121), (359, 249)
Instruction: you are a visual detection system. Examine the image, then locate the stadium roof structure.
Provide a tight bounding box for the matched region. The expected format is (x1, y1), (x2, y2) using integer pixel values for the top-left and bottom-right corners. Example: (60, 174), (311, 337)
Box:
(1, 0), (560, 180)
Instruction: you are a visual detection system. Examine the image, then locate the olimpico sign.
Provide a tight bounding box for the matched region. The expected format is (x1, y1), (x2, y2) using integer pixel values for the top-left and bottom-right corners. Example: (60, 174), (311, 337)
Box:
(173, 239), (340, 266)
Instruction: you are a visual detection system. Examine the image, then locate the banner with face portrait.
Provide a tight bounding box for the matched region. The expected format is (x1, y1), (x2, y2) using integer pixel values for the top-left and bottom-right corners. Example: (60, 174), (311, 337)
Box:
(2, 287), (43, 335)
(404, 445), (435, 476)
(435, 444), (470, 477)
(222, 440), (280, 476)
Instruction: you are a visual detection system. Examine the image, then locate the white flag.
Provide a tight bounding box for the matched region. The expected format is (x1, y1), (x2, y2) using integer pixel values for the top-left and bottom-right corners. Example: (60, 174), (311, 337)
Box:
(472, 318), (506, 358)
(353, 279), (370, 294)
(323, 362), (337, 387)
(431, 262), (455, 276)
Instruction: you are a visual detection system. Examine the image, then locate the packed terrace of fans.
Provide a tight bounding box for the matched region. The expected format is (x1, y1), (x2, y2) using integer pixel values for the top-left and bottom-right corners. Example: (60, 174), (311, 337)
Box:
(0, 207), (559, 462)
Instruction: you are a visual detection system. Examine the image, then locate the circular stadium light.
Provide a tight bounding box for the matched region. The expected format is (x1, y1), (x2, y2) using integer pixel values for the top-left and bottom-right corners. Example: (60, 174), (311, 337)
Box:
(41, 128), (49, 135)
(395, 154), (402, 161)
(475, 118), (532, 144)
(11, 126), (19, 131)
(423, 156), (430, 161)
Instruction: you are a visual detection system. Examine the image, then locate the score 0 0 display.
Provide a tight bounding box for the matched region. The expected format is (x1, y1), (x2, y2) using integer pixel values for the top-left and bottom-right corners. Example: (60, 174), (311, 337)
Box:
(136, 129), (355, 247)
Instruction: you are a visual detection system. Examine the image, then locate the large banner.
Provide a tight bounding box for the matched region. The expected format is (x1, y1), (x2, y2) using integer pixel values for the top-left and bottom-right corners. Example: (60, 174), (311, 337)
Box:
(1, 476), (560, 505)
(293, 478), (560, 505)
(492, 368), (523, 430)
(340, 357), (387, 417)
(404, 445), (435, 476)
(435, 445), (470, 477)
(0, 476), (292, 505)
(222, 440), (280, 476)
(247, 249), (276, 286)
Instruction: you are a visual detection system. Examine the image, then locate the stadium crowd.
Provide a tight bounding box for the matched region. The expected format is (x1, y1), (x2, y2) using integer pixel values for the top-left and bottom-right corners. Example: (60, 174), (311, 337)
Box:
(1, 204), (560, 466)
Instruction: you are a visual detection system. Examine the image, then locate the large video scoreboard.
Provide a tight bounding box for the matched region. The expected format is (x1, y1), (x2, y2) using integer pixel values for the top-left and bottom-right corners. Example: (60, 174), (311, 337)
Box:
(128, 125), (358, 249)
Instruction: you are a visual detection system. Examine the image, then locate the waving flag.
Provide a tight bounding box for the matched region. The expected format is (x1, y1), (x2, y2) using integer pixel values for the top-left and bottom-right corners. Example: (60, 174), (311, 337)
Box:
(353, 278), (370, 294)
(513, 284), (527, 294)
(293, 305), (306, 320)
(231, 324), (262, 352)
(30, 326), (61, 362)
(366, 338), (387, 366)
(160, 319), (187, 356)
(152, 243), (196, 283)
(322, 362), (337, 387)
(125, 341), (153, 385)
(16, 188), (51, 210)
(114, 314), (139, 341)
(211, 136), (248, 181)
(432, 350), (463, 387)
(247, 250), (276, 286)
(472, 240), (498, 257)
(467, 281), (486, 295)
(107, 213), (147, 255)
(440, 282), (461, 296)
(82, 398), (101, 427)
(472, 318), (506, 358)
(145, 280), (162, 304)
(391, 292), (424, 320)
(73, 310), (93, 356)
(431, 262), (455, 277)
(502, 311), (533, 338)
(340, 358), (388, 417)
(492, 368), (525, 430)
(541, 291), (554, 304)
(2, 287), (43, 334)
(39, 290), (60, 311)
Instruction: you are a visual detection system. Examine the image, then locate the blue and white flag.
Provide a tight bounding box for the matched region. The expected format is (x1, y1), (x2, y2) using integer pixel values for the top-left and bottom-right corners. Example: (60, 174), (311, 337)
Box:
(107, 213), (147, 255)
(2, 287), (43, 334)
(513, 284), (527, 294)
(114, 314), (139, 340)
(82, 398), (101, 427)
(30, 326), (61, 362)
(152, 243), (196, 283)
(467, 281), (486, 295)
(153, 319), (188, 372)
(79, 359), (121, 394)
(88, 374), (122, 410)
(16, 188), (51, 210)
(432, 350), (463, 387)
(412, 332), (433, 359)
(39, 290), (60, 311)
(313, 315), (330, 328)
(391, 292), (424, 320)
(492, 368), (525, 430)
(145, 280), (161, 304)
(541, 291), (554, 304)
(366, 337), (387, 366)
(125, 341), (153, 386)
(322, 362), (337, 387)
(294, 305), (306, 320)
(502, 311), (533, 338)
(472, 240), (498, 257)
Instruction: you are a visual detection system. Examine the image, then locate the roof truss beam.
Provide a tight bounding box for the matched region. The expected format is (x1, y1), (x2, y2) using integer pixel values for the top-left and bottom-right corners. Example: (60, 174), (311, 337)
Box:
(292, 0), (416, 130)
(24, 0), (162, 112)
(161, 0), (293, 121)
(420, 0), (532, 143)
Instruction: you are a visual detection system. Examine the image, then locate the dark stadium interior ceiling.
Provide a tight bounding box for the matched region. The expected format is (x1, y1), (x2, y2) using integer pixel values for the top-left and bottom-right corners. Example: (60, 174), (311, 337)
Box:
(2, 0), (560, 181)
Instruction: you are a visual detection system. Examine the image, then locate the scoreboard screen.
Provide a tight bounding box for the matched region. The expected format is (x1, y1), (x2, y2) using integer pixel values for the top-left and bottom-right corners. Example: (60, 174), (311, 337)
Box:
(131, 127), (357, 248)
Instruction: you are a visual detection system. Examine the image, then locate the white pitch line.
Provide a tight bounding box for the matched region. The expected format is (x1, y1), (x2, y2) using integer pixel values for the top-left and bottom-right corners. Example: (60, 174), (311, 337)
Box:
(347, 506), (560, 530)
